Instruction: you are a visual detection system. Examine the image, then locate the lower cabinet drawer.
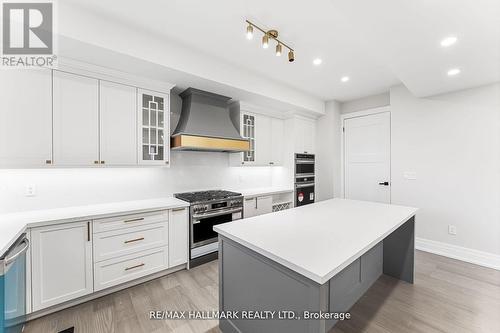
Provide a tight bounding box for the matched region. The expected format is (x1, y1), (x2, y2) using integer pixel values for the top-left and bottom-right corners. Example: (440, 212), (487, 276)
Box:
(93, 222), (168, 262)
(94, 247), (168, 291)
(93, 210), (168, 233)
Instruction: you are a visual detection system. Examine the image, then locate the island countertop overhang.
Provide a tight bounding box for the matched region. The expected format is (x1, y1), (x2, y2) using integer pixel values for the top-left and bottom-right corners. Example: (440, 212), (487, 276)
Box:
(214, 198), (418, 284)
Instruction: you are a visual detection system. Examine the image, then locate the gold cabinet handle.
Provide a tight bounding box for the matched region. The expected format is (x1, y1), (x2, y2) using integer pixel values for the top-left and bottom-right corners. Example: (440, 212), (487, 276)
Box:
(124, 217), (144, 223)
(172, 207), (185, 212)
(125, 263), (145, 271)
(124, 237), (144, 244)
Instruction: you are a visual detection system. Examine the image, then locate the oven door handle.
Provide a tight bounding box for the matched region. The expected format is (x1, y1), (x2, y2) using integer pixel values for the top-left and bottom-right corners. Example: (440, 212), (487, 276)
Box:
(295, 160), (315, 164)
(295, 182), (315, 189)
(192, 208), (243, 220)
(296, 173), (315, 177)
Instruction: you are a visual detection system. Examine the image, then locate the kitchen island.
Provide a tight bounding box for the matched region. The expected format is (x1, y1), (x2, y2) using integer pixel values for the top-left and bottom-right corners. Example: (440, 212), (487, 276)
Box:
(214, 198), (418, 333)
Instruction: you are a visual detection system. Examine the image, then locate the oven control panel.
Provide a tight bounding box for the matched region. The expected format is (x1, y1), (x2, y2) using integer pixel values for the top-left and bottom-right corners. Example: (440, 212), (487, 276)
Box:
(193, 205), (209, 214)
(229, 199), (243, 208)
(192, 197), (243, 215)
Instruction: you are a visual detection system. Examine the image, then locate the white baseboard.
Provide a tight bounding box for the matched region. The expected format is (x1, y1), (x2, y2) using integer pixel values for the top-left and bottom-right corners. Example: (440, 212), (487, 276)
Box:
(416, 237), (500, 271)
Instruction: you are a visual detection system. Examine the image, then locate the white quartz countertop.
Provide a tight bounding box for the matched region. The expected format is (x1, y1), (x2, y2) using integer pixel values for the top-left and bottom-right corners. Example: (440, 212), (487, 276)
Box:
(0, 197), (189, 257)
(214, 198), (418, 284)
(234, 186), (294, 198)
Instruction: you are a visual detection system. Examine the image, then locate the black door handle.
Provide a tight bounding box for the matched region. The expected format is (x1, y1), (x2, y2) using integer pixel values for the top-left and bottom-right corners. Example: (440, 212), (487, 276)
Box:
(378, 181), (389, 186)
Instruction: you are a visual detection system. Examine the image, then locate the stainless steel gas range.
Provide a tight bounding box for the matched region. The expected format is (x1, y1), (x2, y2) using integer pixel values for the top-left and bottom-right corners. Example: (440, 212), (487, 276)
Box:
(174, 190), (243, 267)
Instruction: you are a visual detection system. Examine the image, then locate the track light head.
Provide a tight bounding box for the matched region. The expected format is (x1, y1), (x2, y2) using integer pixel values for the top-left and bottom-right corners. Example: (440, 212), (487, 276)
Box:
(275, 43), (282, 56)
(246, 24), (253, 40)
(288, 50), (295, 62)
(262, 34), (269, 49)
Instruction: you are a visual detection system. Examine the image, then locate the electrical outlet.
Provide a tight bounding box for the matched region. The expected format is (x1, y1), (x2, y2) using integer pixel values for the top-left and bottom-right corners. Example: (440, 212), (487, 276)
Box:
(448, 225), (457, 235)
(25, 184), (36, 197)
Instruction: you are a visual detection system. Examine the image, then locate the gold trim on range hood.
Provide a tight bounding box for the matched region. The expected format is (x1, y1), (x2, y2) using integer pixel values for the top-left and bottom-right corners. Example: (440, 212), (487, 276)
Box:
(171, 134), (250, 152)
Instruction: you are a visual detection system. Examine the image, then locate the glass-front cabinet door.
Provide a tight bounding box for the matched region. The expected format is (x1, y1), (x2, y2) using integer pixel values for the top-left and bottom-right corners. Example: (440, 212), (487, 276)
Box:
(241, 113), (256, 164)
(138, 89), (170, 165)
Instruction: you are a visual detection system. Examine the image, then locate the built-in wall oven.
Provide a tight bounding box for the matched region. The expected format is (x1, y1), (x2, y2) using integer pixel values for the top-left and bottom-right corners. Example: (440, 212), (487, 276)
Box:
(295, 153), (315, 207)
(174, 190), (243, 267)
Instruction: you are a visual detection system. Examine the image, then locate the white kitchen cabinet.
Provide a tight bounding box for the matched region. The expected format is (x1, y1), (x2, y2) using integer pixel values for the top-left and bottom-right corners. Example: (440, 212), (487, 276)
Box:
(53, 71), (99, 166)
(271, 118), (284, 165)
(255, 114), (272, 165)
(303, 118), (316, 154)
(94, 246), (168, 292)
(99, 81), (137, 165)
(236, 112), (256, 165)
(293, 117), (316, 154)
(0, 69), (52, 167)
(138, 89), (170, 166)
(231, 111), (284, 166)
(31, 221), (93, 311)
(168, 207), (189, 267)
(244, 196), (273, 218)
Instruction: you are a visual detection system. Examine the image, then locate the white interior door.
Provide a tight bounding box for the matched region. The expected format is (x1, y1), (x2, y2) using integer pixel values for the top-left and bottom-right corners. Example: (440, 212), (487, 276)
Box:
(344, 111), (391, 203)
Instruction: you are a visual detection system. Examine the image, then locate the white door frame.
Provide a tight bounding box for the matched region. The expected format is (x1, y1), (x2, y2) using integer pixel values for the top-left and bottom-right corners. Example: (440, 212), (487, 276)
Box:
(340, 106), (391, 201)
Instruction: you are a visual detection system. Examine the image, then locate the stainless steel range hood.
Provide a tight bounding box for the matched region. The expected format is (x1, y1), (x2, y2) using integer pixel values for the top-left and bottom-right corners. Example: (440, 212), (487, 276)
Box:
(171, 88), (250, 152)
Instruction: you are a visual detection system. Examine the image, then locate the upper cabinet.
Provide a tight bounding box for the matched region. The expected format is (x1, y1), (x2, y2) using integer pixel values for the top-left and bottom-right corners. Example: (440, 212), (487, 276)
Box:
(271, 118), (284, 165)
(292, 117), (316, 154)
(53, 71), (100, 166)
(100, 81), (137, 166)
(231, 109), (284, 167)
(138, 89), (170, 166)
(0, 62), (173, 168)
(255, 114), (272, 166)
(0, 69), (52, 167)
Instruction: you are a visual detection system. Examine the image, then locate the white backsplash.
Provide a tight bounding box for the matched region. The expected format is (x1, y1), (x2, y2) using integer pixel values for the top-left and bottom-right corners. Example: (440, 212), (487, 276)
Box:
(0, 151), (291, 214)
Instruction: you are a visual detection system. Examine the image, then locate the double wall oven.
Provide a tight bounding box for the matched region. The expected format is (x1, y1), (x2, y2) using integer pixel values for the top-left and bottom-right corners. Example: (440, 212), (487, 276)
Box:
(174, 190), (243, 267)
(295, 153), (315, 206)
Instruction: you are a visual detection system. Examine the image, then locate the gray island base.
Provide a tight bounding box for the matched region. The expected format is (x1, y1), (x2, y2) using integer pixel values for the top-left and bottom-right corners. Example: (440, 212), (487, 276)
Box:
(218, 217), (414, 333)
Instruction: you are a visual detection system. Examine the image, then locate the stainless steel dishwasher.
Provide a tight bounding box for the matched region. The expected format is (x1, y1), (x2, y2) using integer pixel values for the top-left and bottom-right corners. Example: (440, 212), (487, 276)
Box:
(1, 234), (29, 333)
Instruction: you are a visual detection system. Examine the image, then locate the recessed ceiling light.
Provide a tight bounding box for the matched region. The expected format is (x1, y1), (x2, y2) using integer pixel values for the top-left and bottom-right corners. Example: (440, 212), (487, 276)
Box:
(341, 76), (350, 83)
(447, 68), (461, 76)
(313, 58), (322, 65)
(440, 36), (457, 47)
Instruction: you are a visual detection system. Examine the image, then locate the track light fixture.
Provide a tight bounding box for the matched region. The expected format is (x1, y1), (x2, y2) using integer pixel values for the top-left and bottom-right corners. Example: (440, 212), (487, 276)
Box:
(245, 20), (295, 63)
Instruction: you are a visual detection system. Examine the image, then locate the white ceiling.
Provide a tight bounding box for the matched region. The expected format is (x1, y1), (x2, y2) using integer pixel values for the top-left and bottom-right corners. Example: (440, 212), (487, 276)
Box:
(63, 0), (500, 102)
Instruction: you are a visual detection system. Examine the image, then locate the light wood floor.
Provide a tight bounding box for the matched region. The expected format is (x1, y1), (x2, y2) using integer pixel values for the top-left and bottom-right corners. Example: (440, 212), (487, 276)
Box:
(25, 251), (500, 333)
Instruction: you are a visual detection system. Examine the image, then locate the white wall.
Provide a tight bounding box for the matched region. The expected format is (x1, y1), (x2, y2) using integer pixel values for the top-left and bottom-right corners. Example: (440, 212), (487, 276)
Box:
(315, 101), (341, 200)
(340, 92), (390, 114)
(391, 84), (500, 256)
(0, 152), (277, 213)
